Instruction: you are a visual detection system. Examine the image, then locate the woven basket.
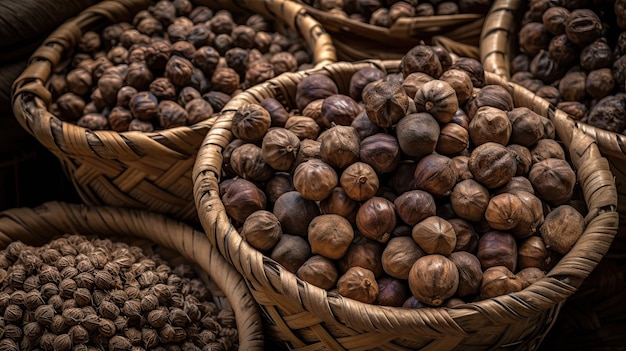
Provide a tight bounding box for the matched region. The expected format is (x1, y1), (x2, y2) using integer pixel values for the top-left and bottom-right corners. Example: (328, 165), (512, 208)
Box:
(192, 60), (618, 350)
(0, 201), (264, 350)
(479, 0), (626, 258)
(11, 0), (336, 223)
(296, 1), (484, 61)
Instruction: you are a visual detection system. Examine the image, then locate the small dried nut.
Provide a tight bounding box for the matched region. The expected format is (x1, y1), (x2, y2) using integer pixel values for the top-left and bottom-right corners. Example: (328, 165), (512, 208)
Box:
(414, 80), (458, 123)
(308, 214), (354, 260)
(529, 158), (576, 205)
(480, 266), (522, 299)
(53, 334), (72, 351)
(337, 267), (379, 304)
(465, 85), (514, 119)
(319, 187), (359, 224)
(295, 74), (339, 111)
(230, 143), (274, 182)
(449, 57), (486, 88)
(519, 22), (551, 57)
(221, 178), (267, 224)
(412, 216), (457, 255)
(349, 67), (386, 101)
(413, 154), (458, 197)
(565, 9), (602, 46)
(359, 133), (401, 174)
(363, 80), (409, 127)
(273, 191), (320, 237)
(322, 94), (361, 127)
(469, 106), (511, 146)
(158, 100), (188, 129)
(232, 104), (271, 142)
(540, 205), (585, 254)
(265, 172), (295, 205)
(381, 236), (426, 280)
(401, 45), (442, 79)
(477, 231), (518, 272)
(449, 218), (479, 253)
(318, 125), (360, 169)
(185, 98), (214, 125)
(402, 72), (434, 99)
(211, 67), (240, 94)
(270, 234), (312, 273)
(339, 236), (384, 278)
(293, 159), (338, 201)
(356, 196), (397, 243)
(77, 113), (109, 130)
(125, 62), (154, 91)
(396, 112), (440, 158)
(469, 142), (517, 189)
(376, 276), (410, 307)
(449, 251), (483, 297)
(484, 193), (525, 231)
(245, 60), (275, 87)
(450, 179), (490, 222)
(408, 254), (459, 306)
(518, 236), (550, 270)
(516, 267), (546, 289)
(241, 210), (282, 252)
(285, 116), (320, 140)
(340, 161), (379, 201)
(130, 91), (159, 121)
(394, 190), (436, 226)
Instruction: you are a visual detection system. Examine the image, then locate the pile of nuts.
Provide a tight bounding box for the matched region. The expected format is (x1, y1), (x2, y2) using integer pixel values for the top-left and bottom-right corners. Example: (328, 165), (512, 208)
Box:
(47, 0), (315, 132)
(0, 236), (239, 350)
(219, 44), (587, 308)
(301, 0), (493, 27)
(513, 0), (626, 133)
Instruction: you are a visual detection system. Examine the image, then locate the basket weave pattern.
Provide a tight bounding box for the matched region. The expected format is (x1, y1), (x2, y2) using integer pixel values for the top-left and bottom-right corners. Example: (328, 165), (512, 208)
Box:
(192, 60), (618, 350)
(11, 0), (336, 222)
(0, 201), (264, 350)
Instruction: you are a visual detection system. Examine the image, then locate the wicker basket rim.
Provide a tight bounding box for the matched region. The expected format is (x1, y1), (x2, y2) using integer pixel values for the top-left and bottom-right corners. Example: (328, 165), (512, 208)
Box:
(0, 201), (265, 351)
(10, 0), (337, 159)
(192, 59), (619, 336)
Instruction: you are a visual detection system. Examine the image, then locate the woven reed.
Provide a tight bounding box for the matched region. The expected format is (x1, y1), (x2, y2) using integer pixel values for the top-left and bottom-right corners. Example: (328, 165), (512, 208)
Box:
(479, 0), (626, 258)
(296, 2), (484, 61)
(0, 201), (264, 350)
(192, 60), (618, 350)
(10, 0), (336, 223)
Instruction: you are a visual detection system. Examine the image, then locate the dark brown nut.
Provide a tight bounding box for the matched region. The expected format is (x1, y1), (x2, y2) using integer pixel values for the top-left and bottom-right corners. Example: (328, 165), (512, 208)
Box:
(214, 33), (234, 55)
(536, 85), (560, 106)
(452, 155), (473, 180)
(565, 9), (602, 46)
(295, 74), (339, 111)
(185, 98), (213, 124)
(530, 50), (565, 84)
(548, 34), (579, 67)
(557, 101), (587, 120)
(413, 154), (458, 197)
(477, 230), (517, 272)
(211, 67), (240, 94)
(393, 190), (436, 226)
(270, 52), (298, 75)
(480, 266), (522, 299)
(412, 216), (457, 255)
(203, 91), (231, 112)
(587, 95), (626, 132)
(376, 276), (410, 307)
(586, 68), (615, 100)
(318, 125), (360, 169)
(241, 210), (282, 252)
(150, 0), (176, 25)
(224, 47), (248, 77)
(415, 2), (435, 16)
(285, 116), (320, 140)
(261, 98), (290, 128)
(431, 45), (453, 71)
(232, 104), (271, 142)
(192, 46), (220, 76)
(519, 22), (551, 56)
(339, 161), (379, 201)
(124, 62), (153, 91)
(395, 112), (440, 158)
(402, 72), (434, 100)
(529, 158), (576, 206)
(439, 69), (473, 105)
(158, 100), (188, 129)
(465, 85), (514, 119)
(450, 179), (490, 222)
(469, 106), (512, 146)
(210, 11), (235, 34)
(484, 192), (525, 231)
(116, 86), (138, 108)
(558, 70), (587, 102)
(245, 60), (275, 87)
(401, 45), (442, 79)
(518, 236), (550, 270)
(230, 143), (274, 182)
(449, 57), (485, 88)
(105, 106), (131, 130)
(388, 1), (415, 23)
(221, 178), (266, 224)
(265, 172), (295, 205)
(437, 1), (459, 14)
(120, 29), (150, 48)
(261, 128), (300, 171)
(507, 107), (545, 147)
(189, 5), (213, 23)
(337, 235), (384, 278)
(270, 234), (311, 273)
(296, 255), (339, 290)
(381, 236), (426, 280)
(356, 196), (397, 243)
(449, 251), (482, 297)
(506, 145), (533, 176)
(308, 214), (354, 260)
(148, 77), (176, 101)
(77, 113), (109, 130)
(337, 267), (379, 304)
(408, 254), (459, 306)
(66, 67), (93, 96)
(143, 39), (171, 71)
(293, 159), (338, 201)
(301, 99), (325, 127)
(540, 205), (585, 254)
(469, 142), (517, 189)
(580, 39), (613, 71)
(130, 91), (159, 120)
(542, 7), (570, 35)
(129, 119), (154, 132)
(511, 54), (531, 74)
(322, 94), (362, 126)
(530, 139), (565, 163)
(90, 88), (106, 111)
(349, 67), (386, 101)
(188, 23), (213, 48)
(516, 267), (546, 289)
(273, 191), (320, 237)
(414, 80), (458, 123)
(319, 186), (359, 224)
(363, 80), (409, 128)
(56, 93), (86, 121)
(165, 56), (194, 87)
(359, 133), (400, 174)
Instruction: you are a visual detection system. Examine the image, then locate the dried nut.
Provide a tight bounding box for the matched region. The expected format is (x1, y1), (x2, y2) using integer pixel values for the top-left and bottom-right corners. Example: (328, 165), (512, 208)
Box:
(230, 143), (274, 182)
(484, 193), (525, 231)
(395, 113), (440, 159)
(319, 187), (359, 224)
(308, 214), (354, 260)
(381, 236), (426, 280)
(449, 218), (479, 253)
(436, 122), (469, 155)
(221, 178), (267, 224)
(270, 234), (312, 273)
(232, 104), (271, 142)
(363, 80), (410, 127)
(273, 191), (320, 237)
(285, 116), (321, 140)
(540, 205), (585, 254)
(411, 216), (457, 255)
(261, 98), (290, 128)
(241, 210), (283, 252)
(322, 94), (362, 126)
(529, 158), (576, 205)
(449, 251), (483, 297)
(296, 255), (339, 289)
(340, 236), (384, 277)
(356, 197), (397, 243)
(261, 128), (300, 171)
(480, 266), (522, 299)
(359, 133), (401, 174)
(318, 125), (361, 169)
(408, 254), (459, 306)
(414, 80), (458, 124)
(469, 142), (517, 189)
(413, 154), (458, 197)
(295, 74), (339, 111)
(340, 161), (379, 201)
(450, 179), (490, 222)
(469, 106), (512, 146)
(477, 231), (518, 272)
(516, 267), (546, 289)
(349, 67), (386, 101)
(394, 190), (436, 226)
(337, 267), (379, 304)
(401, 45), (442, 79)
(518, 236), (550, 270)
(293, 159), (338, 201)
(402, 72), (434, 99)
(376, 276), (410, 307)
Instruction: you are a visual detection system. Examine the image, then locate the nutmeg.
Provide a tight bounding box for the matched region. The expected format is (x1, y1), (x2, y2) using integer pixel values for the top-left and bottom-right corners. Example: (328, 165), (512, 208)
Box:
(469, 106), (512, 146)
(395, 112), (440, 158)
(465, 85), (514, 119)
(477, 231), (517, 272)
(356, 196), (397, 243)
(308, 214), (354, 260)
(449, 218), (479, 253)
(449, 251), (483, 297)
(295, 74), (339, 111)
(413, 154), (458, 197)
(293, 159), (338, 201)
(340, 235), (384, 278)
(394, 190), (436, 226)
(518, 236), (550, 270)
(529, 158), (576, 205)
(516, 267), (546, 289)
(232, 104), (271, 142)
(241, 210), (283, 252)
(436, 122), (469, 155)
(349, 67), (386, 101)
(414, 80), (458, 123)
(285, 116), (321, 140)
(411, 216), (457, 255)
(318, 125), (360, 169)
(469, 142), (517, 189)
(408, 254), (459, 306)
(340, 161), (379, 201)
(363, 80), (410, 127)
(401, 45), (442, 79)
(359, 133), (401, 174)
(221, 178), (267, 224)
(273, 191), (320, 237)
(540, 205), (585, 254)
(450, 179), (490, 222)
(296, 255), (339, 290)
(322, 94), (362, 126)
(230, 143), (274, 182)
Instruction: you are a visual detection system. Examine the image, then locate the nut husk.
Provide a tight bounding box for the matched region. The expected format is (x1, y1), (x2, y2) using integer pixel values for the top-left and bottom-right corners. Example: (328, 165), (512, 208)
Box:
(363, 80), (410, 127)
(408, 254), (459, 306)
